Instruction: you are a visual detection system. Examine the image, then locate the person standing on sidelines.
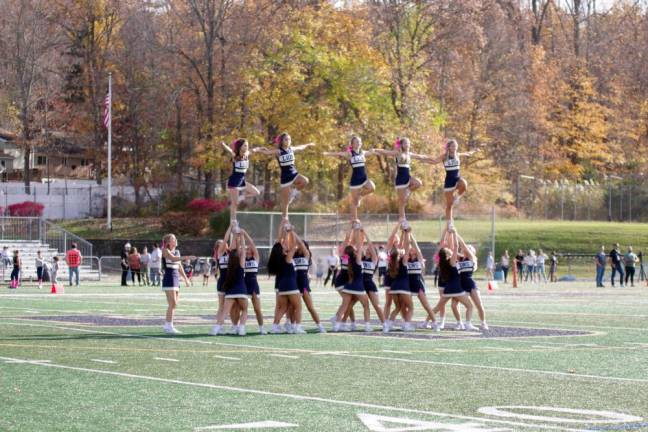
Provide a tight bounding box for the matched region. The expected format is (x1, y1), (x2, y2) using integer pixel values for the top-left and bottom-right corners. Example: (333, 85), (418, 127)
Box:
(609, 243), (624, 287)
(595, 246), (606, 288)
(149, 243), (162, 286)
(485, 251), (495, 281)
(120, 243), (131, 286)
(9, 250), (21, 289)
(624, 246), (638, 287)
(377, 245), (388, 287)
(65, 243), (82, 287)
(140, 246), (151, 286)
(324, 248), (339, 287)
(500, 250), (510, 283)
(549, 251), (558, 282)
(638, 250), (646, 282)
(35, 250), (44, 289)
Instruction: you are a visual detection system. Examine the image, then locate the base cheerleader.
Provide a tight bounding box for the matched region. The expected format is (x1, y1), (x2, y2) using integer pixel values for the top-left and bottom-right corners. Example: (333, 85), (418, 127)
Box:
(294, 239), (326, 333)
(452, 233), (488, 330)
(161, 233), (194, 335)
(241, 230), (266, 335)
(221, 139), (261, 223)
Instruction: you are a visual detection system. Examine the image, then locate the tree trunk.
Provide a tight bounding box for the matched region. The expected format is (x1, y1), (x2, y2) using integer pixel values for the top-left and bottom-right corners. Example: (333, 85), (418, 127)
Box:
(21, 107), (31, 194)
(175, 97), (184, 191)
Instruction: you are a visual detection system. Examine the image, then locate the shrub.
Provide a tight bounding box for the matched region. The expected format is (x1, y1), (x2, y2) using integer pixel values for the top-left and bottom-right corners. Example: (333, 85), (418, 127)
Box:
(8, 201), (44, 217)
(161, 211), (210, 237)
(187, 198), (228, 213)
(162, 191), (197, 212)
(209, 211), (230, 237)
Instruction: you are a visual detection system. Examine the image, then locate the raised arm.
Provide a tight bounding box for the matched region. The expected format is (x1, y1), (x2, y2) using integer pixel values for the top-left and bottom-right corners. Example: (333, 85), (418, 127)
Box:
(292, 143), (315, 152)
(254, 146), (279, 156)
(373, 148), (398, 157)
(322, 151), (348, 159)
(411, 152), (444, 164)
(410, 233), (424, 261)
(241, 230), (259, 261)
(293, 231), (310, 259)
(276, 218), (288, 244)
(220, 141), (234, 158)
(284, 228), (298, 262)
(220, 224), (233, 254)
(386, 222), (401, 249)
(447, 231), (459, 266)
(458, 148), (480, 158)
(362, 229), (378, 264)
(237, 233), (246, 267)
(401, 228), (411, 263)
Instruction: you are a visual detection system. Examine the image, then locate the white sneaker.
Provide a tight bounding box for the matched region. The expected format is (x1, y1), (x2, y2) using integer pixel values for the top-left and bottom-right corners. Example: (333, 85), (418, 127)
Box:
(464, 322), (478, 331)
(479, 322), (490, 331)
(417, 321), (429, 329)
(447, 221), (455, 232)
(453, 195), (462, 206)
(288, 188), (300, 205)
(283, 322), (293, 333)
(438, 320), (445, 330)
(317, 323), (327, 333)
(237, 194), (246, 204)
(382, 322), (390, 333)
(431, 322), (441, 332)
(270, 323), (285, 334)
(364, 322), (373, 332)
(329, 315), (337, 323)
(208, 324), (222, 336)
(350, 322), (358, 331)
(227, 325), (238, 335)
(259, 325), (268, 335)
(455, 321), (465, 330)
(164, 324), (180, 335)
(332, 321), (342, 332)
(294, 325), (307, 334)
(237, 326), (247, 336)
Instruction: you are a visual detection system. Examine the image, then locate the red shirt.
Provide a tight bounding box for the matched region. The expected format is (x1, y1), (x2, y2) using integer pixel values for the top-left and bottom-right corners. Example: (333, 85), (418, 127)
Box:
(66, 249), (81, 267)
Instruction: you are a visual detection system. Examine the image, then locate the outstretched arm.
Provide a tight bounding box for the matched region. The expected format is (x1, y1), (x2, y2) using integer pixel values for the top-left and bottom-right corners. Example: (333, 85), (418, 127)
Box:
(254, 146), (278, 156)
(237, 233), (246, 267)
(458, 149), (480, 158)
(412, 152), (444, 164)
(373, 149), (398, 157)
(363, 229), (378, 264)
(241, 230), (259, 261)
(386, 222), (401, 249)
(323, 151), (348, 159)
(292, 143), (315, 152)
(402, 229), (411, 263)
(410, 233), (424, 261)
(293, 231), (310, 259)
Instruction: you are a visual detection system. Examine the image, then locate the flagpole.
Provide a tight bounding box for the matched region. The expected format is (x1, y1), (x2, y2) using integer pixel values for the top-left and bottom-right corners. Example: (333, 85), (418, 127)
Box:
(107, 73), (112, 231)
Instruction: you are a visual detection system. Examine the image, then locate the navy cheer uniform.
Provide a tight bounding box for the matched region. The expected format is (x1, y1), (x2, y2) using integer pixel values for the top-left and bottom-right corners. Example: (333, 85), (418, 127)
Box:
(244, 256), (260, 297)
(277, 259), (299, 295)
(277, 147), (299, 186)
(334, 255), (349, 291)
(225, 266), (248, 299)
(362, 256), (378, 293)
(162, 250), (180, 291)
(441, 265), (465, 297)
(294, 253), (311, 294)
(389, 261), (411, 295)
(342, 259), (366, 296)
(443, 154), (460, 191)
(458, 258), (477, 292)
(216, 253), (229, 294)
(227, 157), (249, 190)
(407, 258), (425, 294)
(349, 150), (368, 189)
(394, 153), (411, 189)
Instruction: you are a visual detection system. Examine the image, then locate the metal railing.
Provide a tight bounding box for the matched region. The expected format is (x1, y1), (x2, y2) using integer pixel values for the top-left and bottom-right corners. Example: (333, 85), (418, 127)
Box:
(0, 217), (92, 259)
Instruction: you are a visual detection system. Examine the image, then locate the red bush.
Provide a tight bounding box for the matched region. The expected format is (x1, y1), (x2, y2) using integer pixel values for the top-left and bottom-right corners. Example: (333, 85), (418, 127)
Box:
(8, 201), (44, 217)
(161, 211), (210, 236)
(186, 198), (228, 213)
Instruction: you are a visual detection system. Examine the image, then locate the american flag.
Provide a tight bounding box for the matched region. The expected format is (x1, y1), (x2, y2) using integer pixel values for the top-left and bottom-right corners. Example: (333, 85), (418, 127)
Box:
(103, 92), (111, 128)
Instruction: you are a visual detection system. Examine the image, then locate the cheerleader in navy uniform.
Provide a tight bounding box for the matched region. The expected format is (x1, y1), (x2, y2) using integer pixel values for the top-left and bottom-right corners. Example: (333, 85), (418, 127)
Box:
(256, 132), (315, 219)
(333, 226), (357, 330)
(161, 234), (194, 335)
(332, 225), (372, 332)
(241, 230), (266, 335)
(452, 234), (487, 330)
(382, 222), (403, 329)
(267, 221), (306, 334)
(406, 232), (439, 330)
(294, 238), (326, 333)
(385, 223), (414, 332)
(435, 228), (475, 328)
(210, 230), (249, 336)
(323, 135), (378, 221)
(212, 224), (234, 335)
(359, 230), (386, 326)
(374, 138), (433, 221)
(221, 139), (261, 223)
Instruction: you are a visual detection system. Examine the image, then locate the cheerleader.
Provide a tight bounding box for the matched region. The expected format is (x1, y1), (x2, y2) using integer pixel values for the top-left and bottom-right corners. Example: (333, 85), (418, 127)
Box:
(453, 234), (488, 330)
(221, 139), (261, 223)
(256, 132), (315, 219)
(241, 230), (266, 335)
(211, 224), (234, 335)
(406, 232), (439, 330)
(385, 223), (414, 332)
(294, 238), (326, 333)
(323, 135), (377, 221)
(359, 230), (386, 326)
(374, 137), (431, 221)
(435, 229), (475, 329)
(432, 230), (463, 329)
(161, 233), (193, 335)
(332, 225), (372, 332)
(425, 139), (479, 228)
(267, 221), (306, 334)
(210, 230), (249, 336)
(382, 222), (403, 328)
(333, 226), (356, 330)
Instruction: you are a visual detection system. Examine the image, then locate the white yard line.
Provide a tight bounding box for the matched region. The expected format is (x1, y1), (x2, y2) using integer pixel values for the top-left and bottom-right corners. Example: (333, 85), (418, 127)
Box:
(268, 354), (300, 359)
(90, 359), (117, 364)
(381, 350), (412, 355)
(3, 319), (648, 385)
(153, 357), (179, 362)
(0, 355), (584, 432)
(213, 355), (241, 361)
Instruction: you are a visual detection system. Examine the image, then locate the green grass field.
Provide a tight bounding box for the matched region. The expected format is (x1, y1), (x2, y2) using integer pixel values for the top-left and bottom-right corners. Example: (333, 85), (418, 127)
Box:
(2, 279), (648, 431)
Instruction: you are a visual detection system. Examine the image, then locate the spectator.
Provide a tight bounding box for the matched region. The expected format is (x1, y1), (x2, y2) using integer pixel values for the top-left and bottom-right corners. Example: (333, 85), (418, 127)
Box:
(609, 243), (624, 287)
(183, 259), (194, 285)
(149, 242), (162, 286)
(515, 249), (525, 282)
(51, 256), (60, 291)
(536, 249), (548, 283)
(323, 248), (339, 287)
(202, 258), (211, 286)
(377, 245), (388, 287)
(639, 250), (646, 282)
(10, 250), (21, 289)
(65, 243), (82, 287)
(549, 251), (558, 282)
(485, 250), (495, 281)
(120, 243), (131, 286)
(35, 250), (44, 290)
(624, 246), (638, 287)
(128, 247), (142, 286)
(2, 246), (11, 268)
(595, 245), (606, 288)
(524, 250), (536, 282)
(140, 246), (151, 286)
(500, 250), (510, 283)
(315, 257), (325, 286)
